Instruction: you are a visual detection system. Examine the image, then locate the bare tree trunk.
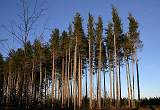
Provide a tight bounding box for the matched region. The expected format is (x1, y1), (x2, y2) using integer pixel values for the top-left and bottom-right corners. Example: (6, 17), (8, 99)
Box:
(85, 69), (87, 99)
(44, 66), (47, 104)
(113, 34), (119, 106)
(112, 66), (115, 106)
(57, 79), (60, 101)
(131, 53), (135, 107)
(89, 39), (93, 109)
(39, 61), (42, 103)
(109, 63), (112, 105)
(103, 71), (106, 107)
(78, 55), (81, 108)
(108, 52), (113, 105)
(64, 51), (68, 104)
(62, 58), (64, 106)
(73, 44), (77, 110)
(136, 55), (140, 101)
(80, 57), (82, 108)
(70, 60), (73, 103)
(119, 61), (122, 107)
(126, 58), (130, 108)
(67, 48), (70, 107)
(126, 58), (132, 108)
(31, 59), (34, 103)
(55, 68), (57, 99)
(52, 52), (55, 108)
(97, 41), (102, 108)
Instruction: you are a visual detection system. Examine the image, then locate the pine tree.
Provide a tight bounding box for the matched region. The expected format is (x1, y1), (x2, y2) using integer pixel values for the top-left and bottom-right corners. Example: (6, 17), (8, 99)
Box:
(87, 13), (95, 109)
(50, 28), (60, 108)
(112, 6), (123, 106)
(95, 16), (103, 109)
(106, 22), (114, 105)
(128, 13), (143, 102)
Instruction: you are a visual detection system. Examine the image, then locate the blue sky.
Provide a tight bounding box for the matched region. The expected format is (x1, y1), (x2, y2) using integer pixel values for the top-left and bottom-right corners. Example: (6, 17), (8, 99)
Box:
(0, 0), (160, 98)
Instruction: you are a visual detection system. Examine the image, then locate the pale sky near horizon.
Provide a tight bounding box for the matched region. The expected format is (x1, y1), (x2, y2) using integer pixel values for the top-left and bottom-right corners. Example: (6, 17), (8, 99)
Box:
(0, 0), (160, 98)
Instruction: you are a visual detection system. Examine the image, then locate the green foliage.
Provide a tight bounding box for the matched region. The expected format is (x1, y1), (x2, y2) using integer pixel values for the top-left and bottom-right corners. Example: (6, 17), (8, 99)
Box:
(50, 28), (60, 56)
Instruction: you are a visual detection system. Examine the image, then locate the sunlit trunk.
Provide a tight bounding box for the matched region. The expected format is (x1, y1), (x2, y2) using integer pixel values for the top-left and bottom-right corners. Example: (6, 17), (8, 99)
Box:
(89, 39), (93, 109)
(44, 66), (47, 104)
(113, 34), (119, 105)
(78, 55), (81, 108)
(126, 57), (132, 108)
(119, 61), (122, 107)
(73, 43), (77, 110)
(61, 58), (64, 106)
(39, 61), (42, 102)
(31, 59), (34, 102)
(52, 52), (55, 108)
(131, 52), (135, 107)
(67, 48), (70, 107)
(97, 40), (102, 108)
(65, 51), (68, 104)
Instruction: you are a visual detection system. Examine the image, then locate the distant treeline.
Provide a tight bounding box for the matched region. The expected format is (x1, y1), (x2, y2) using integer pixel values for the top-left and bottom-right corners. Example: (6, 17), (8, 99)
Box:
(140, 97), (160, 106)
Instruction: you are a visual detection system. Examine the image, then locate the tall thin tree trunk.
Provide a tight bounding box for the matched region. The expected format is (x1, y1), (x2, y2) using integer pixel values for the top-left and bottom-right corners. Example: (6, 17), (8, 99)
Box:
(119, 61), (122, 107)
(108, 52), (113, 105)
(126, 58), (132, 108)
(68, 48), (71, 107)
(126, 58), (130, 108)
(97, 41), (102, 108)
(73, 45), (77, 110)
(31, 59), (34, 102)
(55, 68), (57, 99)
(44, 66), (47, 104)
(85, 69), (87, 99)
(64, 51), (68, 104)
(52, 52), (55, 108)
(112, 65), (115, 106)
(131, 53), (135, 107)
(62, 58), (64, 106)
(109, 62), (112, 105)
(104, 72), (106, 99)
(136, 58), (140, 101)
(89, 39), (93, 109)
(39, 61), (42, 102)
(80, 56), (82, 108)
(78, 55), (81, 108)
(113, 34), (119, 105)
